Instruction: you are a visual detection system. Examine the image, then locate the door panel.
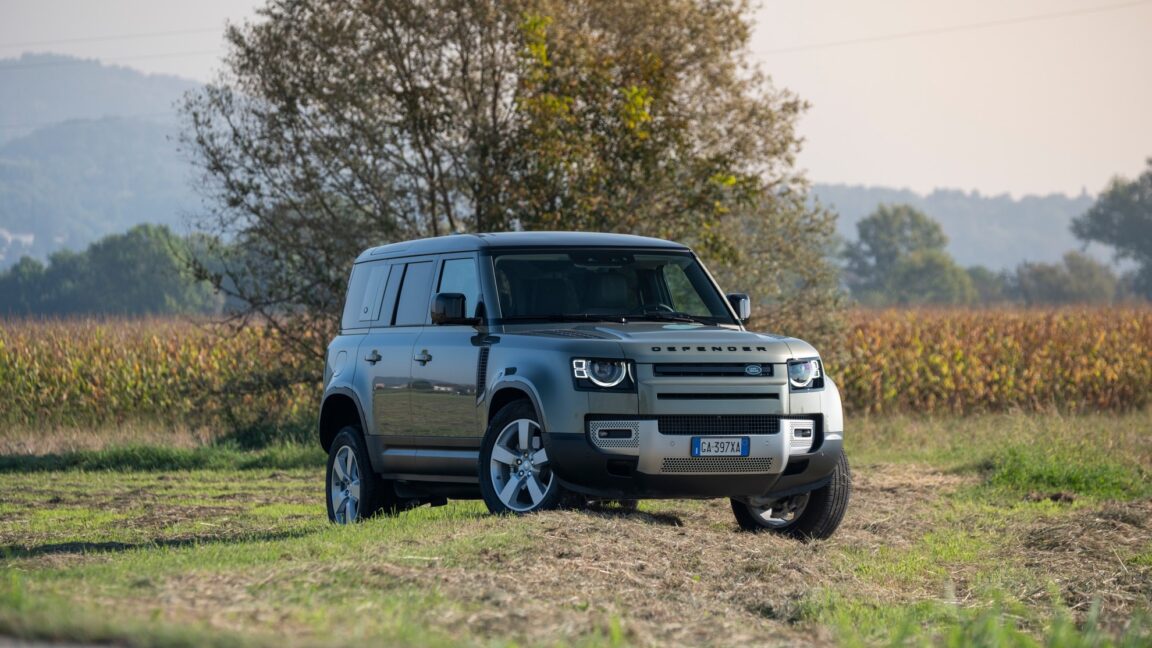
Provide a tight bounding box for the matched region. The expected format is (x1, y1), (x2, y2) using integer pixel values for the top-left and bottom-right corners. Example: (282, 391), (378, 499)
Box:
(356, 329), (421, 436)
(408, 327), (481, 437)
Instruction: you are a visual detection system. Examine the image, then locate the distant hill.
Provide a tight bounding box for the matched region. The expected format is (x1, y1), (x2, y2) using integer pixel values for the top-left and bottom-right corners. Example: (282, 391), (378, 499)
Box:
(814, 184), (1104, 271)
(0, 53), (197, 143)
(0, 118), (198, 268)
(0, 54), (199, 269)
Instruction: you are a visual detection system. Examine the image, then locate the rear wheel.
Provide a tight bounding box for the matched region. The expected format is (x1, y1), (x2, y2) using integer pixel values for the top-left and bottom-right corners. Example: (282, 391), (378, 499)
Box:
(731, 450), (851, 540)
(326, 426), (399, 523)
(479, 400), (563, 514)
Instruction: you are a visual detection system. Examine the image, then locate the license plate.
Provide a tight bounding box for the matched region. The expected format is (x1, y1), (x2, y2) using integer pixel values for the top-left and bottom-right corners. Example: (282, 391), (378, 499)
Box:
(691, 437), (749, 457)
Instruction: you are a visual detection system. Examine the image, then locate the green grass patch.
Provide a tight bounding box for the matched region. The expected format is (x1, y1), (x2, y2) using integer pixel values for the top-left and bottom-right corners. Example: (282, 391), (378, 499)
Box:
(981, 443), (1150, 501)
(0, 443), (325, 473)
(803, 590), (1152, 648)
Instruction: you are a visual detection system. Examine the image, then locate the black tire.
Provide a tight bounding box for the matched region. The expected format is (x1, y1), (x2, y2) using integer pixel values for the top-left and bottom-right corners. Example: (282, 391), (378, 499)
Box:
(731, 450), (851, 540)
(479, 400), (564, 514)
(326, 426), (400, 523)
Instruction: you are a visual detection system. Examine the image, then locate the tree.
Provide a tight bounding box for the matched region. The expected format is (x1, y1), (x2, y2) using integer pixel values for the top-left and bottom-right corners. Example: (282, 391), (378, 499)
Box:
(1014, 251), (1117, 306)
(1072, 158), (1152, 297)
(966, 265), (1011, 304)
(0, 225), (217, 316)
(885, 250), (975, 306)
(843, 204), (947, 293)
(180, 0), (838, 361)
(842, 203), (971, 305)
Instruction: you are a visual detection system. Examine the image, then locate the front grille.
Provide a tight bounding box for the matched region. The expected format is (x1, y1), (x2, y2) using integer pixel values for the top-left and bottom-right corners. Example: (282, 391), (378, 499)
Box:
(657, 415), (784, 436)
(653, 363), (773, 377)
(660, 457), (775, 473)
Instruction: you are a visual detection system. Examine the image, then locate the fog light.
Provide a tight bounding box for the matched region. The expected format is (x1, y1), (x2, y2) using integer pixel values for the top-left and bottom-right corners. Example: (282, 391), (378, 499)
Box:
(782, 419), (815, 455)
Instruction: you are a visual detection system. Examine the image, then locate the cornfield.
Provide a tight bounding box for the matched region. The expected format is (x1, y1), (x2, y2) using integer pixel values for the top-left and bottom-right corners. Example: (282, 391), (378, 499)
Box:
(819, 308), (1152, 415)
(0, 318), (315, 430)
(1, 308), (1149, 431)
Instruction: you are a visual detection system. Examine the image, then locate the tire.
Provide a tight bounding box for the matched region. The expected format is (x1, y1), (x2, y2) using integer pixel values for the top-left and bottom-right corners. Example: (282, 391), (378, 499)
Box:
(479, 400), (564, 514)
(326, 426), (400, 523)
(731, 450), (851, 540)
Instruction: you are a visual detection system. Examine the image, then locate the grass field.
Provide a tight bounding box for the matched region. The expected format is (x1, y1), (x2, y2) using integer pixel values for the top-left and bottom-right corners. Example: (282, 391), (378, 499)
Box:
(2, 412), (1150, 647)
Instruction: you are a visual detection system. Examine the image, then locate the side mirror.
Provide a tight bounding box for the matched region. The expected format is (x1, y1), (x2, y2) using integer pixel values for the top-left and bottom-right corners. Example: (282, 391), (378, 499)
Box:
(431, 292), (474, 325)
(726, 293), (751, 322)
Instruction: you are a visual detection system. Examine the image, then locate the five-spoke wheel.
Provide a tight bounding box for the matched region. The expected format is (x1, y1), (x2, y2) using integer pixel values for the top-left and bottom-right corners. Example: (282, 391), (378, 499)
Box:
(480, 401), (563, 514)
(325, 426), (400, 523)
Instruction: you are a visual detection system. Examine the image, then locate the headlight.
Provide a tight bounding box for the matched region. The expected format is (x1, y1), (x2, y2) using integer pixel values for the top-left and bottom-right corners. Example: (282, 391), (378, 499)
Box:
(572, 359), (634, 390)
(787, 359), (823, 390)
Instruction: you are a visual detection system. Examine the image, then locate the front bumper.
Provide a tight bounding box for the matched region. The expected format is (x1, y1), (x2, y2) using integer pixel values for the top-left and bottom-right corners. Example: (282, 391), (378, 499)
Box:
(545, 415), (843, 499)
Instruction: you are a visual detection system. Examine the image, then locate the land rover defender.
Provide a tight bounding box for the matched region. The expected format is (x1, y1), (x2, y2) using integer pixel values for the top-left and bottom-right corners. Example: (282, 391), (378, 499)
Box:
(319, 232), (850, 538)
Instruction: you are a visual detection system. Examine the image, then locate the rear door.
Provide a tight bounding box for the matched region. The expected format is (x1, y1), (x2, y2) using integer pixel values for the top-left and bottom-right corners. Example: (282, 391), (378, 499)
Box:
(356, 259), (435, 437)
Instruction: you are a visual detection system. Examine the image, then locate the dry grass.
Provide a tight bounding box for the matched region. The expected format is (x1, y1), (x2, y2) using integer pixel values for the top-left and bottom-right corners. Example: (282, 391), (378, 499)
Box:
(2, 455), (1149, 646)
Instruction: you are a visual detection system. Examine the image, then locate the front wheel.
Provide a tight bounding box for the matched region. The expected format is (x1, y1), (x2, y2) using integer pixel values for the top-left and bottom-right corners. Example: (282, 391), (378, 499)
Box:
(479, 400), (564, 514)
(326, 426), (400, 524)
(731, 450), (851, 540)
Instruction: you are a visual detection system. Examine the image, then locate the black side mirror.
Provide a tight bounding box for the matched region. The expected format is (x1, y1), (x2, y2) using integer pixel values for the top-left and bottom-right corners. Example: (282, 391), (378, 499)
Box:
(726, 293), (751, 322)
(431, 292), (475, 325)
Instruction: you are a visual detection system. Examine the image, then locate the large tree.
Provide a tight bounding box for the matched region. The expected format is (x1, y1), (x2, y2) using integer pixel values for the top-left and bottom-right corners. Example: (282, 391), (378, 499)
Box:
(1072, 158), (1152, 297)
(842, 203), (972, 305)
(181, 0), (839, 360)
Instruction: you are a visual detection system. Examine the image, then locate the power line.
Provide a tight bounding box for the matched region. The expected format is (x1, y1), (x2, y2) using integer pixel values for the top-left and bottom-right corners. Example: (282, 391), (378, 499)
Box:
(760, 0), (1152, 54)
(0, 27), (222, 51)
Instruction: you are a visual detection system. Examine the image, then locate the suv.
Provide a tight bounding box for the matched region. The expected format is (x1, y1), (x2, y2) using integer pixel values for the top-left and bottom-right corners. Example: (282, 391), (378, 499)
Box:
(319, 232), (850, 539)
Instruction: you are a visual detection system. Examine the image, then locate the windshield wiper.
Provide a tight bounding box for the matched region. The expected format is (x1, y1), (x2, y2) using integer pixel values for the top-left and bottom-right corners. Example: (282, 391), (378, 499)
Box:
(499, 314), (627, 324)
(631, 311), (714, 325)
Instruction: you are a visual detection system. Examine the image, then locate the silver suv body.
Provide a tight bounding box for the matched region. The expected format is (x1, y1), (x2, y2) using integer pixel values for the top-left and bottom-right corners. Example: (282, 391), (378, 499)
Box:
(320, 232), (850, 538)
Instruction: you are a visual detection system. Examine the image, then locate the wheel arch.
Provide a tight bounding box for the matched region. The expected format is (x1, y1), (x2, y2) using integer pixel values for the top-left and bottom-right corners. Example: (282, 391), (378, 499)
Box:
(318, 389), (367, 451)
(487, 384), (540, 424)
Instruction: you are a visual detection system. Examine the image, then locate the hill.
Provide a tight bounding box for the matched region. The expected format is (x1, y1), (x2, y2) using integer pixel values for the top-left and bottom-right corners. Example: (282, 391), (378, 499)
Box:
(0, 54), (200, 269)
(0, 53), (197, 143)
(0, 118), (197, 268)
(814, 184), (1102, 271)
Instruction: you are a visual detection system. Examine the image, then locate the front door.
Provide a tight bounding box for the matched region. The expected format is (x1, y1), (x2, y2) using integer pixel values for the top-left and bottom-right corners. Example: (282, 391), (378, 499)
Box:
(408, 255), (482, 438)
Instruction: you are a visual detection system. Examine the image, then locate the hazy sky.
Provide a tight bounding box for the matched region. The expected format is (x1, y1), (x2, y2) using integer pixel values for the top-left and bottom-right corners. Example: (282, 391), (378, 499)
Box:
(1, 0), (1149, 197)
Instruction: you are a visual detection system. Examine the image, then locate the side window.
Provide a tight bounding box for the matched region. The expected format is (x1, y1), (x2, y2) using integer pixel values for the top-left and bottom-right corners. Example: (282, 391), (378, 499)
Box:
(393, 260), (435, 326)
(357, 264), (392, 322)
(340, 264), (372, 331)
(438, 258), (480, 317)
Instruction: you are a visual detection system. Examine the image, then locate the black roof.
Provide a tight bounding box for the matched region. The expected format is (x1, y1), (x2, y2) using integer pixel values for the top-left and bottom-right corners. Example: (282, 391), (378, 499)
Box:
(355, 231), (689, 262)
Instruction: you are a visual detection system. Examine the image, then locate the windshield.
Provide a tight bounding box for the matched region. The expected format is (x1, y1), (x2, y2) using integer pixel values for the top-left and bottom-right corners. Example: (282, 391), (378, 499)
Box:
(491, 250), (736, 325)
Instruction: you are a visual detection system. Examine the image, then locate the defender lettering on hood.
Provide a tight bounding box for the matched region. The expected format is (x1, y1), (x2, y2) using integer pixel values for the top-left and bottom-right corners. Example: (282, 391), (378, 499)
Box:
(650, 345), (771, 352)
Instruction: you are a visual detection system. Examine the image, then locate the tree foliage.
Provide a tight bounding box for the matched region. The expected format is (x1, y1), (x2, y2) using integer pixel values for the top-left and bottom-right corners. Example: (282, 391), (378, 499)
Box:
(1014, 251), (1118, 306)
(0, 224), (217, 316)
(842, 203), (973, 305)
(180, 0), (838, 360)
(1072, 158), (1152, 297)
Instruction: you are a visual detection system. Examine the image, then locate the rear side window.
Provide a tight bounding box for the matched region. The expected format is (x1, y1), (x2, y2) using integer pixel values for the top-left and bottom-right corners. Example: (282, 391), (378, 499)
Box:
(340, 263), (377, 331)
(358, 265), (393, 322)
(393, 260), (435, 326)
(438, 258), (481, 317)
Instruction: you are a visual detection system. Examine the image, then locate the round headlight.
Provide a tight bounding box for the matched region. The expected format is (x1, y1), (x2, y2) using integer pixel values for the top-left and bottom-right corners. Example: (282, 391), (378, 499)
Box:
(588, 360), (628, 387)
(788, 359), (821, 389)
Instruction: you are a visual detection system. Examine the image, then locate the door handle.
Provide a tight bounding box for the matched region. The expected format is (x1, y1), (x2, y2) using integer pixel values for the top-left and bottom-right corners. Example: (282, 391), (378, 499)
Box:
(364, 350), (382, 365)
(414, 349), (433, 366)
